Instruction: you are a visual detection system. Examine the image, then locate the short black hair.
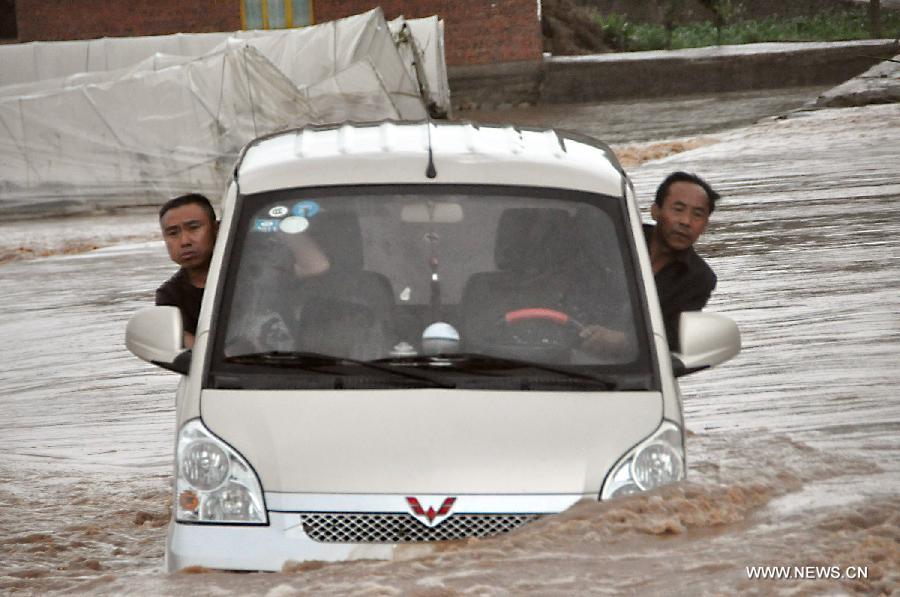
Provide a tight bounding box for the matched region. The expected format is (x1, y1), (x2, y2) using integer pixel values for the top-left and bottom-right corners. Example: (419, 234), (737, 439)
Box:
(159, 193), (216, 223)
(654, 171), (720, 214)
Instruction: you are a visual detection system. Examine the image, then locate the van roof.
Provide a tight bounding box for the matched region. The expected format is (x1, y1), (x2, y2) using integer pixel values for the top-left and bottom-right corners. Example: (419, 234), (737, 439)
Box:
(234, 120), (626, 198)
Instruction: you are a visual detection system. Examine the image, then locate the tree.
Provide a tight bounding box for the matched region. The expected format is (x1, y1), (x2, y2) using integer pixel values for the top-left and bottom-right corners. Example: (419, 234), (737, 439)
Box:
(869, 0), (882, 38)
(663, 0), (683, 50)
(698, 0), (733, 45)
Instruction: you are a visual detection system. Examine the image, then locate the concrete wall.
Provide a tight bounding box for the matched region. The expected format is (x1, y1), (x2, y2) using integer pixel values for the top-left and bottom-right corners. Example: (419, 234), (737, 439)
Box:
(449, 61), (544, 109)
(450, 40), (900, 110)
(540, 42), (900, 104)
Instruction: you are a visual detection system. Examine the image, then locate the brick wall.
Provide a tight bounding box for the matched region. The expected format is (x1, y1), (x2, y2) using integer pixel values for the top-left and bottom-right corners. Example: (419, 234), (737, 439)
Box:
(315, 1), (542, 65)
(13, 0), (541, 66)
(15, 0), (240, 42)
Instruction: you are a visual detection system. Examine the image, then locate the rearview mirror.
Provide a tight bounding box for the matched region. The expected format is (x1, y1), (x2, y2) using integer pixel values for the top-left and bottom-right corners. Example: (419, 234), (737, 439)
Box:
(401, 202), (463, 223)
(672, 311), (741, 377)
(125, 306), (190, 374)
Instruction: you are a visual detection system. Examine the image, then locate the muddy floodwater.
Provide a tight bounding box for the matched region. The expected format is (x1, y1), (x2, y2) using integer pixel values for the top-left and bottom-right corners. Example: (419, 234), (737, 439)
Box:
(1, 91), (898, 595)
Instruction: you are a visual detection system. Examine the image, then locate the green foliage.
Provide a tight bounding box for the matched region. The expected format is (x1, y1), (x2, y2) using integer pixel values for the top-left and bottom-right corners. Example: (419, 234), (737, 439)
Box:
(628, 23), (670, 52)
(594, 7), (900, 52)
(595, 12), (634, 50)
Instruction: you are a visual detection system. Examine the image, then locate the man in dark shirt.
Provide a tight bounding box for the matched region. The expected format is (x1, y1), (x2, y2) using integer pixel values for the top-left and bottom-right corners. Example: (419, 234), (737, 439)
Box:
(646, 171), (718, 350)
(579, 171), (718, 355)
(155, 193), (218, 349)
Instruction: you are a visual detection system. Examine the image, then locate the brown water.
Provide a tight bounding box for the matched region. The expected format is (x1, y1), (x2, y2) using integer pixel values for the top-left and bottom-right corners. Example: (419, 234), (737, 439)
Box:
(460, 86), (830, 143)
(1, 95), (898, 595)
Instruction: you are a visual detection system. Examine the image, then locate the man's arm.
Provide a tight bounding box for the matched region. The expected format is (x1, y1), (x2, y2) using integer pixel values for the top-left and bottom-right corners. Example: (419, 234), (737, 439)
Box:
(579, 324), (628, 356)
(155, 283), (194, 349)
(283, 233), (329, 278)
(663, 271), (717, 351)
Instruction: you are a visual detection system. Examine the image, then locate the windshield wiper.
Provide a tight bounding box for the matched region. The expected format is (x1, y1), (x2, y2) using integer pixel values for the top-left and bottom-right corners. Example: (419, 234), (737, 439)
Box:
(374, 352), (619, 390)
(224, 351), (455, 388)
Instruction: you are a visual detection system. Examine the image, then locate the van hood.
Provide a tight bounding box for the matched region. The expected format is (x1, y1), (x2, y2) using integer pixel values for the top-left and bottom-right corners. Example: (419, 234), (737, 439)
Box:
(201, 389), (662, 495)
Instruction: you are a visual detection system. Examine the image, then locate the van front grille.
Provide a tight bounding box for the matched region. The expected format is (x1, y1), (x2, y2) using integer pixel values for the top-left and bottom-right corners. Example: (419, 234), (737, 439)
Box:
(300, 512), (542, 543)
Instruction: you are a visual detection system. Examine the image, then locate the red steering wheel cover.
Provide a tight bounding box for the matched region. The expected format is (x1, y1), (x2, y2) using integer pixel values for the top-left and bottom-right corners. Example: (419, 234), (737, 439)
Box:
(504, 308), (570, 326)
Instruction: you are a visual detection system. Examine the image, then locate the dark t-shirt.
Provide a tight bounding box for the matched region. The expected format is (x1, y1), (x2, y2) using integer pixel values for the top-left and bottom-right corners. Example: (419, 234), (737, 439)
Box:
(155, 268), (204, 335)
(643, 224), (717, 350)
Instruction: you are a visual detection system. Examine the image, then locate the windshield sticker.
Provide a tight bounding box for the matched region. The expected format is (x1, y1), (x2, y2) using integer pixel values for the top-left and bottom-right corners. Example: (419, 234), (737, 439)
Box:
(253, 218), (279, 233)
(279, 216), (309, 234)
(291, 200), (320, 218)
(268, 205), (289, 218)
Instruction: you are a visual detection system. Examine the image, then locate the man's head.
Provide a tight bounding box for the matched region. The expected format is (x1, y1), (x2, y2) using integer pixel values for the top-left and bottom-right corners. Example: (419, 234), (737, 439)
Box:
(651, 171), (718, 253)
(159, 193), (218, 271)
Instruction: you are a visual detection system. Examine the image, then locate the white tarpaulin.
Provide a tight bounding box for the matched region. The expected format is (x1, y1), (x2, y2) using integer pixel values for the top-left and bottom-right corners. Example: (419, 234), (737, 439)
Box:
(0, 53), (199, 99)
(0, 30), (274, 87)
(0, 9), (448, 215)
(0, 43), (318, 206)
(0, 10), (448, 115)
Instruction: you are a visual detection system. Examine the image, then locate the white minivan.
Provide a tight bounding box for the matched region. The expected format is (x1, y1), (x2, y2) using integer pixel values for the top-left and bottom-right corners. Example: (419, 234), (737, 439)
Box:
(126, 121), (740, 572)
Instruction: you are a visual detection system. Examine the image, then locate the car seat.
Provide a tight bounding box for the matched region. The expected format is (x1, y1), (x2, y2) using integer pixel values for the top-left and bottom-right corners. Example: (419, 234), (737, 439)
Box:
(460, 207), (577, 357)
(293, 211), (397, 360)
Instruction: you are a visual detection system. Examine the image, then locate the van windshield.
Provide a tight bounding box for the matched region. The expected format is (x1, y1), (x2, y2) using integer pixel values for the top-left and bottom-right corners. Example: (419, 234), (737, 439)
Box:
(209, 185), (656, 390)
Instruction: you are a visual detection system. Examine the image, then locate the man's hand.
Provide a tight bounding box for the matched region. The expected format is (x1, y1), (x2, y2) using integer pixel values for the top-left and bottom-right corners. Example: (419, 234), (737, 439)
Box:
(579, 324), (626, 355)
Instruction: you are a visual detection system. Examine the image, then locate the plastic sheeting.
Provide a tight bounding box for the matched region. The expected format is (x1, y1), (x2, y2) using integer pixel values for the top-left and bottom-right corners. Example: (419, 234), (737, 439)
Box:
(0, 9), (449, 214)
(0, 11), (449, 117)
(0, 31), (269, 87)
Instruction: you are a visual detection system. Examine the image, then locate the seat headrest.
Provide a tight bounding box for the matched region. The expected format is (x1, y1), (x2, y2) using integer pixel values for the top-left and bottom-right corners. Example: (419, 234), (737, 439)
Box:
(495, 208), (571, 273)
(307, 211), (364, 271)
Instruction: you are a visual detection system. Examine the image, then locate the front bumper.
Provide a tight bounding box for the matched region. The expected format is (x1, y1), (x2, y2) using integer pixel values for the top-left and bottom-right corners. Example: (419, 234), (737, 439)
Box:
(166, 513), (395, 572)
(166, 493), (583, 572)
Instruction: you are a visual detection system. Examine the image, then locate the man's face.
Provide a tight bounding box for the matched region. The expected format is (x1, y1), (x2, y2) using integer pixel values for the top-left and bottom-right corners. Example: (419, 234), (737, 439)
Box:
(160, 203), (216, 270)
(650, 181), (711, 252)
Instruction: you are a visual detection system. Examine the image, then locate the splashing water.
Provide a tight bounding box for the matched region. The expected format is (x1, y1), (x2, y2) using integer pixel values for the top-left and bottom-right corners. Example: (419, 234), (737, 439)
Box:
(1, 95), (898, 595)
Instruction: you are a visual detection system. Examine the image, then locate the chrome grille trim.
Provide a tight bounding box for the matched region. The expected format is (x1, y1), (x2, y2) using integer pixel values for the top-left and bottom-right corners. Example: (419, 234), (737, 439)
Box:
(300, 512), (543, 543)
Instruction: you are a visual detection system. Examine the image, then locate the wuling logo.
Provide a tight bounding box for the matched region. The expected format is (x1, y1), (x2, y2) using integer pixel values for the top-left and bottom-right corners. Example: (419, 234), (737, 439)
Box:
(406, 497), (456, 527)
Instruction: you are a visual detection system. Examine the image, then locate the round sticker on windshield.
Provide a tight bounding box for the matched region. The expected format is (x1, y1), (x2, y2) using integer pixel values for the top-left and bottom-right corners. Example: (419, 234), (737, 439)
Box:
(291, 200), (320, 218)
(268, 205), (289, 218)
(279, 216), (309, 234)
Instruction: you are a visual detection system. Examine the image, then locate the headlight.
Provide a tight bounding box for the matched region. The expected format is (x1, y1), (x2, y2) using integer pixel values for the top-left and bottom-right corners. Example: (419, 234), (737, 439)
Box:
(175, 419), (267, 524)
(182, 441), (229, 491)
(600, 421), (685, 500)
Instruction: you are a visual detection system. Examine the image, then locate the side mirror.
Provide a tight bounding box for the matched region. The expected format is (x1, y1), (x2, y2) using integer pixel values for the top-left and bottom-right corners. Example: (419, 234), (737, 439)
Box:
(125, 306), (191, 374)
(672, 311), (741, 377)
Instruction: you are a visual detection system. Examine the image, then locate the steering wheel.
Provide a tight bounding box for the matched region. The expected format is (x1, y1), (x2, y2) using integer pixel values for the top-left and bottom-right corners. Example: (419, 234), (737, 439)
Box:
(490, 308), (586, 361)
